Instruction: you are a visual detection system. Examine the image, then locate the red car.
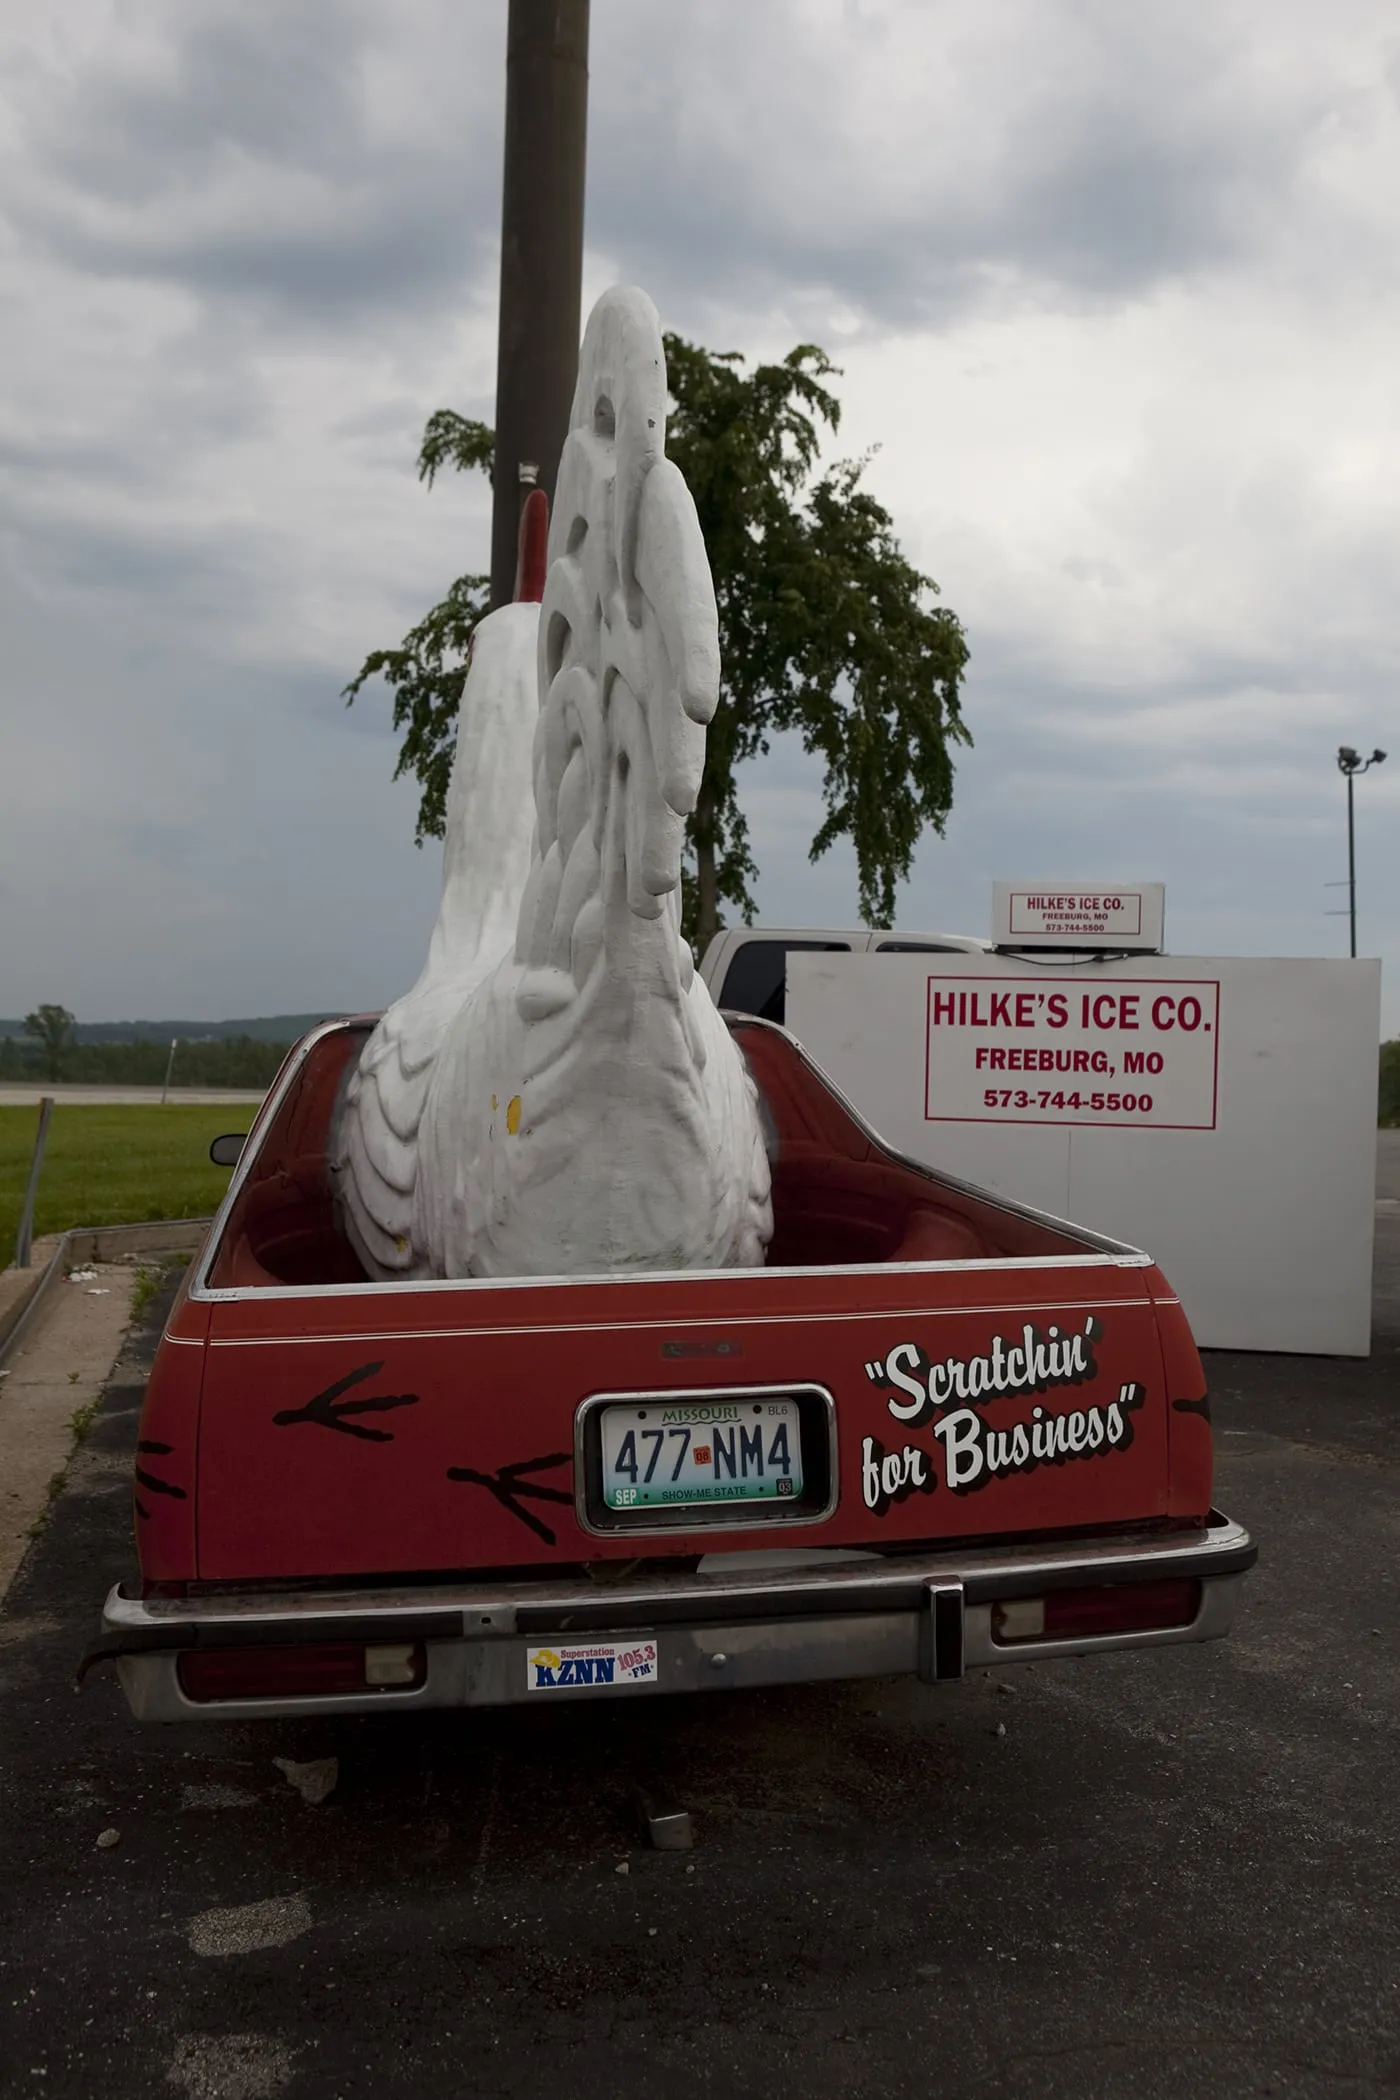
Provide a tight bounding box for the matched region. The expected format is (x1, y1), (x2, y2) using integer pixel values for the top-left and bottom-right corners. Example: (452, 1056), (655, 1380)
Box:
(87, 1016), (1253, 1720)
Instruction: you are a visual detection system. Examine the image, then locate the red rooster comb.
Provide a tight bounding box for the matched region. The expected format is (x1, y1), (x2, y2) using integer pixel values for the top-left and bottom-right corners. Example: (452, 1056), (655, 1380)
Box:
(513, 486), (550, 603)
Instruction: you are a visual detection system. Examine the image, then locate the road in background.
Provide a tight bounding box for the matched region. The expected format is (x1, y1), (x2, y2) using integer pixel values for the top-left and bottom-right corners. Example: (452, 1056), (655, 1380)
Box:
(0, 1086), (266, 1106)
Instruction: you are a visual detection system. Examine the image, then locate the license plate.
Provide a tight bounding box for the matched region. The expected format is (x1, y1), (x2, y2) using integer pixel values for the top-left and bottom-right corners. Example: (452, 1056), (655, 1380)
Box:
(599, 1397), (803, 1511)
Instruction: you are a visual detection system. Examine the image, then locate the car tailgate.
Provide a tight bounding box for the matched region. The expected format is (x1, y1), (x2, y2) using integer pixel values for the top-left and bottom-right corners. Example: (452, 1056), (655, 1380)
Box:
(192, 1254), (1181, 1582)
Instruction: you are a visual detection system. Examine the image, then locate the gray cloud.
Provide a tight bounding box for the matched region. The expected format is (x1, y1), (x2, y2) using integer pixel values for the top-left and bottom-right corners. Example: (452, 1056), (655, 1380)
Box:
(585, 0), (1340, 335)
(6, 1), (501, 331)
(4, 0), (1346, 349)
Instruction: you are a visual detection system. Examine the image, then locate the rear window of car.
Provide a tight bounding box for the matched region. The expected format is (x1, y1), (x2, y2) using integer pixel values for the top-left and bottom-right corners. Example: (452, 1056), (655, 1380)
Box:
(717, 939), (852, 1024)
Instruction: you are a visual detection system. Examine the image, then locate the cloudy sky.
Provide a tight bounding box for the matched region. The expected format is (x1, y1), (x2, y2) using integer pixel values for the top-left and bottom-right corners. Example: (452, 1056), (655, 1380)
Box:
(2, 0), (1397, 1031)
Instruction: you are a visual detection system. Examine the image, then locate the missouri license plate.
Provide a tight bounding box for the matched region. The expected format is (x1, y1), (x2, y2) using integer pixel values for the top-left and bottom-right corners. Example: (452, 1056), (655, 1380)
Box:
(599, 1397), (804, 1511)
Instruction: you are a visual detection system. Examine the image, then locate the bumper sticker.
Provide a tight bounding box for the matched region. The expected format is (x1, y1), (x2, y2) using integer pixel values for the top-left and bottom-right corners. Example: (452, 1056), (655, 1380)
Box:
(526, 1640), (658, 1691)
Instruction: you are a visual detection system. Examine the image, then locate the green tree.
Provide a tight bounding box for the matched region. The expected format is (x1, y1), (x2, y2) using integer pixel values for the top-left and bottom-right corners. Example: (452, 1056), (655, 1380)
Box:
(345, 341), (970, 952)
(24, 1003), (75, 1081)
(1380, 1040), (1399, 1128)
(342, 412), (494, 845)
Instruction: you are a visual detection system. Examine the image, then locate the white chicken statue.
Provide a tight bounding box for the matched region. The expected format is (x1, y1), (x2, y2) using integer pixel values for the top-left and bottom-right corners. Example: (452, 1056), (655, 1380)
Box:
(331, 287), (774, 1281)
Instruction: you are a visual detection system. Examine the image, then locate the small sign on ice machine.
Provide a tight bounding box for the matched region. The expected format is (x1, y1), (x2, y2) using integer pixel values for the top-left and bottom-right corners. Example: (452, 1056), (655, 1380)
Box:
(993, 883), (1165, 953)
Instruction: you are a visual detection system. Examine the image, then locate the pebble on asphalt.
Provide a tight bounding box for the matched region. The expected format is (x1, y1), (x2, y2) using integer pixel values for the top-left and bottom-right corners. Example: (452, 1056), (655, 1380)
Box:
(272, 1756), (338, 1806)
(95, 1828), (120, 1849)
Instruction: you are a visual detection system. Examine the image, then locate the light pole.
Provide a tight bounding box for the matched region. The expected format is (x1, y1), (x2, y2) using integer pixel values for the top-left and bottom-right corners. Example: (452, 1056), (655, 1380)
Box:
(1336, 745), (1386, 958)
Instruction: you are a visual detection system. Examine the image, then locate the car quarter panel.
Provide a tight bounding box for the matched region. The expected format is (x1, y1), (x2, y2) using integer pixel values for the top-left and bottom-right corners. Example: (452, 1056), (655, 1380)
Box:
(1146, 1271), (1215, 1517)
(132, 1289), (210, 1583)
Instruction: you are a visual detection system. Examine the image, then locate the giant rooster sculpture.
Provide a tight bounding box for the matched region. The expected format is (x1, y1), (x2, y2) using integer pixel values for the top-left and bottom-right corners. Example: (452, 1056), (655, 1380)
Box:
(331, 287), (773, 1280)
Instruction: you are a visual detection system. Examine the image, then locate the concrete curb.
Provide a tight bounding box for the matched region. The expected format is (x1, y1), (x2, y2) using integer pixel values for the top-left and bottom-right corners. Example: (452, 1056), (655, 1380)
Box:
(0, 1219), (211, 1370)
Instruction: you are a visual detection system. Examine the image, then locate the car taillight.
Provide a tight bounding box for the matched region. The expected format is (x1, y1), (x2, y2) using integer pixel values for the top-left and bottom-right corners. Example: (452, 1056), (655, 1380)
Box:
(177, 1642), (426, 1702)
(992, 1578), (1200, 1644)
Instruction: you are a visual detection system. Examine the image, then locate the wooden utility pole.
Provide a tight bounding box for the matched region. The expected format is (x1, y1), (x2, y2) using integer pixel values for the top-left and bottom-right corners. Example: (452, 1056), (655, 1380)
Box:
(489, 0), (590, 609)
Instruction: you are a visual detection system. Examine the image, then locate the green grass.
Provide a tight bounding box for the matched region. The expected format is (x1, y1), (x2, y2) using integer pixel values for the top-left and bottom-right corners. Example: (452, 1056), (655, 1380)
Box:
(27, 1390), (122, 1538)
(130, 1262), (165, 1322)
(0, 1103), (243, 1263)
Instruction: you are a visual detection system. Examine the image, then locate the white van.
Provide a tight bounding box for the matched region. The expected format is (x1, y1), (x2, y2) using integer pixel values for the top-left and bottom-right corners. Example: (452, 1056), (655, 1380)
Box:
(698, 927), (990, 1027)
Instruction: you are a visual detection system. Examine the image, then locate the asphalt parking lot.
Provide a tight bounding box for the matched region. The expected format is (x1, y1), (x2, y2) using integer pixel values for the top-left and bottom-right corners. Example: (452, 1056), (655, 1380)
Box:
(1, 1166), (1396, 2099)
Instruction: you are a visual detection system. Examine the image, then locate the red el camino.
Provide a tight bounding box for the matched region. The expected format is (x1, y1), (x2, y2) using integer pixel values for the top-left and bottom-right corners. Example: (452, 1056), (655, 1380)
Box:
(85, 1014), (1253, 1720)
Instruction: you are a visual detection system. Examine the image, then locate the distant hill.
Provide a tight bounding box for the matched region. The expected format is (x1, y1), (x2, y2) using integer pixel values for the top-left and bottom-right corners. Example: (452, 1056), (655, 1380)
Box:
(0, 1013), (346, 1045)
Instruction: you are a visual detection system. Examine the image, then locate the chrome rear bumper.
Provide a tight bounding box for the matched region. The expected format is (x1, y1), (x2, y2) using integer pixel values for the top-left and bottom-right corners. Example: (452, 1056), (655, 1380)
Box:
(91, 1512), (1255, 1723)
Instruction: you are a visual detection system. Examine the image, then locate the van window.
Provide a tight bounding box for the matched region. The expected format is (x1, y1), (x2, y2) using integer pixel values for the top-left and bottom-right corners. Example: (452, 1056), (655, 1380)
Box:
(717, 939), (852, 1024)
(872, 940), (969, 953)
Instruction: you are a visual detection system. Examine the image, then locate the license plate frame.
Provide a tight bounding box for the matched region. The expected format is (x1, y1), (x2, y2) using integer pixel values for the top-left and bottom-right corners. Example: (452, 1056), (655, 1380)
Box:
(575, 1383), (838, 1537)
